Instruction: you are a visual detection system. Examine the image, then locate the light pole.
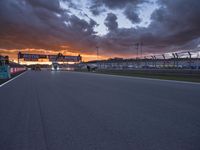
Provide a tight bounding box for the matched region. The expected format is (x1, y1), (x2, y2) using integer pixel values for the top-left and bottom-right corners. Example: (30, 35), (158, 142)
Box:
(172, 53), (176, 68)
(188, 51), (192, 69)
(96, 46), (99, 60)
(144, 56), (148, 68)
(140, 42), (143, 58)
(96, 46), (100, 69)
(18, 50), (21, 64)
(135, 43), (139, 59)
(162, 54), (166, 68)
(151, 56), (157, 68)
(175, 53), (179, 68)
(154, 56), (157, 68)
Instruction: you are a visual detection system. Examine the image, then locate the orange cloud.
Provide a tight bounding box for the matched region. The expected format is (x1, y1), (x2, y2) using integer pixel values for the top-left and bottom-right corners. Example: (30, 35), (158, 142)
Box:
(0, 49), (110, 64)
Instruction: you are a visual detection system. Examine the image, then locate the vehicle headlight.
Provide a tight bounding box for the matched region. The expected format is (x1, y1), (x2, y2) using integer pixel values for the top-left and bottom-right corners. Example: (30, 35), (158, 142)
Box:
(52, 67), (55, 70)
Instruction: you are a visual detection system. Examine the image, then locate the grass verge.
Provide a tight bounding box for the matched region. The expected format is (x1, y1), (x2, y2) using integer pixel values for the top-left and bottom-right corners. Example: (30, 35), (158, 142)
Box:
(78, 70), (200, 83)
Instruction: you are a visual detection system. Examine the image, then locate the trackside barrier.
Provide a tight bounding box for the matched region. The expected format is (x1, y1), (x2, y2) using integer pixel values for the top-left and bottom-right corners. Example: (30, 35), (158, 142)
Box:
(0, 65), (11, 79)
(10, 67), (26, 74)
(0, 67), (26, 79)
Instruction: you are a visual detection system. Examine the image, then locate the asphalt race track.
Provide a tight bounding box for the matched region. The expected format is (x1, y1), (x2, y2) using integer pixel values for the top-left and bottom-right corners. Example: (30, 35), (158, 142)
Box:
(0, 71), (200, 150)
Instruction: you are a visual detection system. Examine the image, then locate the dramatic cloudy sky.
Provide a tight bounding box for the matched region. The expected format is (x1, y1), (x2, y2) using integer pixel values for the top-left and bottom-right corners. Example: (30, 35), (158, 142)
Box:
(0, 0), (200, 60)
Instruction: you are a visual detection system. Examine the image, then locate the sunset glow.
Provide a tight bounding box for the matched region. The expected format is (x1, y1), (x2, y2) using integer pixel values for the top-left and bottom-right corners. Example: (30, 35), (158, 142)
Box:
(0, 0), (200, 62)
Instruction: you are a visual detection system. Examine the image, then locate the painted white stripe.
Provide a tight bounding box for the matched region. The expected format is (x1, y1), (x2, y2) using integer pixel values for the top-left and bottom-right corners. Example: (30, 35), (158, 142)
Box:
(0, 71), (27, 88)
(76, 72), (200, 85)
(103, 74), (200, 85)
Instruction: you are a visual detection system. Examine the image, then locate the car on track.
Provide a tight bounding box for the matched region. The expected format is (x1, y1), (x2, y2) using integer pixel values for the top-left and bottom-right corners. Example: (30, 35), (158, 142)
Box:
(31, 65), (41, 71)
(35, 65), (41, 71)
(51, 62), (60, 71)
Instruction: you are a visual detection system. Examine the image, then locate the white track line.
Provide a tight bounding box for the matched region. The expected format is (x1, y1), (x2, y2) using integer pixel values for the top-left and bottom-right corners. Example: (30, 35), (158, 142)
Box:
(104, 74), (200, 85)
(0, 71), (27, 88)
(76, 72), (200, 85)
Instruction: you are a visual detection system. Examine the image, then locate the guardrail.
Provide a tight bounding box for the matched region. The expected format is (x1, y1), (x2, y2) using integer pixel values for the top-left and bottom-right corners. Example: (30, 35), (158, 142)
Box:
(0, 66), (26, 79)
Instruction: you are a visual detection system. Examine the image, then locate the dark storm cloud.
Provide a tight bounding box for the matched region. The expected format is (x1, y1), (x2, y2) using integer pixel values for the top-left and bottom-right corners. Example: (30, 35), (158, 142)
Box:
(98, 0), (200, 55)
(26, 0), (62, 13)
(90, 0), (145, 10)
(0, 0), (200, 57)
(150, 0), (200, 45)
(0, 0), (98, 53)
(147, 0), (200, 50)
(104, 13), (118, 31)
(124, 5), (141, 24)
(89, 0), (144, 25)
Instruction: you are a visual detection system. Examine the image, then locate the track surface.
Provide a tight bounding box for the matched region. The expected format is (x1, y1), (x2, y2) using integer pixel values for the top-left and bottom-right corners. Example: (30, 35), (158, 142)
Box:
(0, 71), (200, 150)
